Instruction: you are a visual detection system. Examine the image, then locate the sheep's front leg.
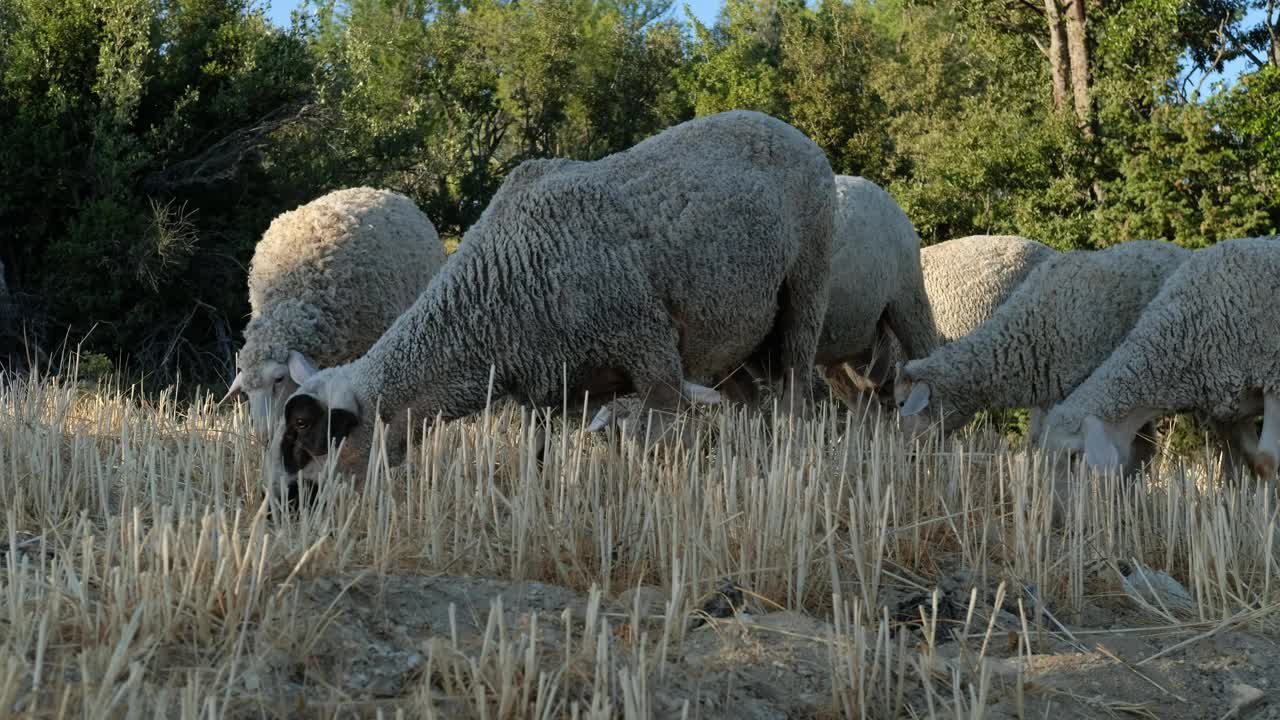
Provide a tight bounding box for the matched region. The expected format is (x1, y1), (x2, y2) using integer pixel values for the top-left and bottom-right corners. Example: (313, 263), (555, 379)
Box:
(774, 271), (828, 421)
(1254, 394), (1280, 481)
(1210, 417), (1260, 481)
(1125, 421), (1159, 478)
(715, 365), (761, 406)
(531, 390), (616, 464)
(622, 346), (704, 454)
(1027, 407), (1048, 445)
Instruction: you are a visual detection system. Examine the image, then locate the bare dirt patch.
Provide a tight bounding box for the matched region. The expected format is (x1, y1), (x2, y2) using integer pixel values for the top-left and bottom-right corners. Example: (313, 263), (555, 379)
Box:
(235, 572), (1280, 719)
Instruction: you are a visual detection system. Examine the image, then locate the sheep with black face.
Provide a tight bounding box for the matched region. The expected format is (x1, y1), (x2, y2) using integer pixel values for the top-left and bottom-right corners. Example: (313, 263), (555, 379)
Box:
(270, 110), (836, 500)
(220, 187), (446, 443)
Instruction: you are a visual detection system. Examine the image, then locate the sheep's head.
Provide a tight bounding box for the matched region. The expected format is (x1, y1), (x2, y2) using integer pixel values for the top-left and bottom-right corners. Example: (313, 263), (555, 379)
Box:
(892, 361), (970, 442)
(220, 349), (316, 443)
(267, 354), (378, 506)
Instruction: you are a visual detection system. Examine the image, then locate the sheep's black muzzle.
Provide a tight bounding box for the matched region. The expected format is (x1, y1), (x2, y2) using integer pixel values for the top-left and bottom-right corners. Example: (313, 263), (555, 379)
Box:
(280, 393), (359, 475)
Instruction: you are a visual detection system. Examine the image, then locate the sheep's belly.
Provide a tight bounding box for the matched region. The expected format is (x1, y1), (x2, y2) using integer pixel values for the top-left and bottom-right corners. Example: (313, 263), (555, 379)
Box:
(676, 297), (781, 380)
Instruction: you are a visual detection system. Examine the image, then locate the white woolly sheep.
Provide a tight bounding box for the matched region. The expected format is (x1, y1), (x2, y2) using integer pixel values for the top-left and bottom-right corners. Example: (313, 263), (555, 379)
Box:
(1040, 235), (1280, 480)
(592, 177), (936, 430)
(807, 176), (939, 403)
(893, 239), (1192, 473)
(271, 110), (836, 495)
(220, 187), (446, 442)
(834, 234), (1059, 411)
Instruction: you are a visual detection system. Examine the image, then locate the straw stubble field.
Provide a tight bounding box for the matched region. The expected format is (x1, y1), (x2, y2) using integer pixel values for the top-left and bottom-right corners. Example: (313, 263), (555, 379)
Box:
(2, 367), (1280, 719)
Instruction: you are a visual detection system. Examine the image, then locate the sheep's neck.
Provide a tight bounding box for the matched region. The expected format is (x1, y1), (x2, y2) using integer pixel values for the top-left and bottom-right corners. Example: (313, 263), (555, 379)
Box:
(357, 262), (521, 422)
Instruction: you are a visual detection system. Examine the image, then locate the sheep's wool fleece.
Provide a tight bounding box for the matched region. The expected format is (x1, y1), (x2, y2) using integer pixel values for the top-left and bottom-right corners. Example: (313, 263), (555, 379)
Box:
(1045, 235), (1280, 433)
(819, 176), (933, 364)
(921, 235), (1058, 343)
(237, 187), (445, 390)
(901, 239), (1191, 418)
(860, 234), (1057, 390)
(303, 110), (834, 466)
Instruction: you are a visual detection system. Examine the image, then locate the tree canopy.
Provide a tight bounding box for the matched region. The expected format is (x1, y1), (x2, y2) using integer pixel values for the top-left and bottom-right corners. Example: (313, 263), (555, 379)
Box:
(0, 0), (1276, 386)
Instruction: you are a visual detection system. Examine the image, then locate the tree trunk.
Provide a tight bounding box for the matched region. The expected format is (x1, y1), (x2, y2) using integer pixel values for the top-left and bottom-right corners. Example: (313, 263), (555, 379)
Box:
(1043, 0), (1069, 111)
(1063, 0), (1094, 137)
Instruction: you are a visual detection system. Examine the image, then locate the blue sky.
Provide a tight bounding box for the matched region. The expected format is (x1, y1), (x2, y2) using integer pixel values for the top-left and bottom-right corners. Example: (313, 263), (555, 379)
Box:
(260, 0), (1262, 91)
(262, 0), (726, 28)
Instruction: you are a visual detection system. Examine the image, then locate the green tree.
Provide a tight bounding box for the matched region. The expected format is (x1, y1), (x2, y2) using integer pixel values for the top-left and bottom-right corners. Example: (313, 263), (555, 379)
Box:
(0, 0), (313, 383)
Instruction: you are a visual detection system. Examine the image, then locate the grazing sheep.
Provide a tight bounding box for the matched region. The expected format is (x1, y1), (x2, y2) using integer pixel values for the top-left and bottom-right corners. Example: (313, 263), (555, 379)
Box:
(834, 234), (1059, 412)
(893, 239), (1192, 472)
(808, 176), (939, 405)
(220, 187), (446, 441)
(589, 234), (1051, 433)
(615, 175), (936, 417)
(272, 110), (836, 494)
(1041, 236), (1280, 480)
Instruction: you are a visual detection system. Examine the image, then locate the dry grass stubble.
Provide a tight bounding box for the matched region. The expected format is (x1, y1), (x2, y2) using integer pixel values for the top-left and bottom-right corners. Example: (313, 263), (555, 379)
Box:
(2, 364), (1280, 718)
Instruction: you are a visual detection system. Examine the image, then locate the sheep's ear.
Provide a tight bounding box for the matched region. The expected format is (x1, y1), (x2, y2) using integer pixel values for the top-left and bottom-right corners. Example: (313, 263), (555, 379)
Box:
(1083, 415), (1121, 469)
(288, 350), (319, 385)
(219, 370), (245, 406)
(900, 382), (930, 417)
(682, 381), (722, 405)
(586, 405), (613, 433)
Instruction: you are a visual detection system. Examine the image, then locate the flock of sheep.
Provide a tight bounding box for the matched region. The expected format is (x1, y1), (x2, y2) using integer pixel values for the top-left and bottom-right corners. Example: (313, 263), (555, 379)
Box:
(212, 109), (1280, 508)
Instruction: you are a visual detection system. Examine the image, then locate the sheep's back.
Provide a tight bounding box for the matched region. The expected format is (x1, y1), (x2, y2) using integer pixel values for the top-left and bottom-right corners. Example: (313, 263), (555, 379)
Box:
(820, 176), (919, 361)
(921, 235), (1057, 343)
(452, 110), (835, 382)
(246, 187), (445, 368)
(1093, 235), (1280, 418)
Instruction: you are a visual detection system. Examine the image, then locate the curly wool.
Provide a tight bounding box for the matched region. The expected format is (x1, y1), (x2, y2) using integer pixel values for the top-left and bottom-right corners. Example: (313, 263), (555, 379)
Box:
(235, 187), (446, 396)
(281, 110), (835, 478)
(896, 239), (1191, 435)
(679, 175), (936, 412)
(922, 234), (1059, 343)
(1043, 236), (1280, 462)
(839, 234), (1058, 406)
(820, 176), (937, 366)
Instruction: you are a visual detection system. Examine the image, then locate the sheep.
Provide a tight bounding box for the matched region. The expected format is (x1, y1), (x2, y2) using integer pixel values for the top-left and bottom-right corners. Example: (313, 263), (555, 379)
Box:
(270, 110), (836, 496)
(792, 176), (939, 406)
(588, 232), (1050, 435)
(834, 234), (1059, 412)
(1040, 235), (1280, 481)
(602, 175), (937, 421)
(893, 239), (1192, 473)
(220, 187), (447, 442)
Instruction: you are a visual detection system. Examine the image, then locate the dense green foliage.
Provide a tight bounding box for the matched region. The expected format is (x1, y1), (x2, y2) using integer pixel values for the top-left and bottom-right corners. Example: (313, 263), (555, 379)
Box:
(0, 0), (1276, 390)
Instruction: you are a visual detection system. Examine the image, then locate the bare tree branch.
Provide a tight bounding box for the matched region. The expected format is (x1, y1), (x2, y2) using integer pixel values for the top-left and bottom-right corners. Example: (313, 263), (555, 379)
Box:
(1221, 25), (1267, 69)
(1188, 16), (1232, 100)
(141, 102), (320, 196)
